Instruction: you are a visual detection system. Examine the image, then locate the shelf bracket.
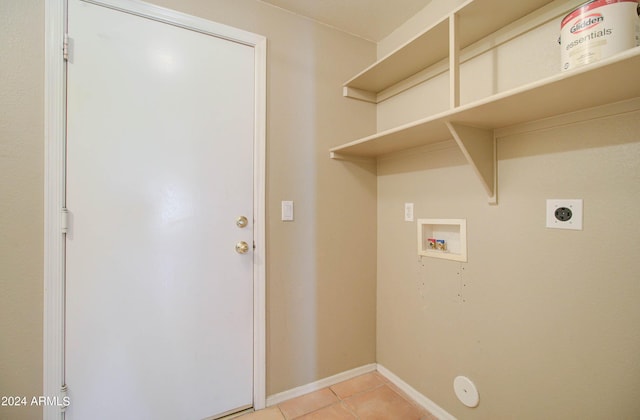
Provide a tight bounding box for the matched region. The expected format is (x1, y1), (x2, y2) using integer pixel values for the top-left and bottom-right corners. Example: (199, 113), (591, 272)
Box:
(330, 151), (376, 163)
(446, 122), (497, 205)
(342, 86), (377, 103)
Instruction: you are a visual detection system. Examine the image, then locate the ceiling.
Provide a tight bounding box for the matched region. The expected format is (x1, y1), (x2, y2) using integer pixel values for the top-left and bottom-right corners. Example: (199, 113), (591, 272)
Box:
(259, 0), (433, 42)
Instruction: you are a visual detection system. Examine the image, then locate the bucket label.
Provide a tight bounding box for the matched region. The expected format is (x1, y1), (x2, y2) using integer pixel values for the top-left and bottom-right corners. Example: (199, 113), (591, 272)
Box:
(570, 13), (604, 33)
(560, 0), (639, 71)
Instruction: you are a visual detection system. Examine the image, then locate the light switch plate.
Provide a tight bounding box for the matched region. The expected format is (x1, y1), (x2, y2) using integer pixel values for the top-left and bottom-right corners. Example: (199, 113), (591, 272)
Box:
(281, 201), (294, 221)
(546, 199), (582, 230)
(404, 203), (414, 222)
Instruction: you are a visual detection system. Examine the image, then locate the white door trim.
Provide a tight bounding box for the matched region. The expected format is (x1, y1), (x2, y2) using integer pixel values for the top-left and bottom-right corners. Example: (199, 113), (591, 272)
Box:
(43, 1), (267, 418)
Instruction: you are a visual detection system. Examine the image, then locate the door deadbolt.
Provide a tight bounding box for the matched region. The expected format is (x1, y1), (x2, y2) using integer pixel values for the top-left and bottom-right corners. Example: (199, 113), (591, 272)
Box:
(235, 241), (249, 254)
(236, 216), (248, 228)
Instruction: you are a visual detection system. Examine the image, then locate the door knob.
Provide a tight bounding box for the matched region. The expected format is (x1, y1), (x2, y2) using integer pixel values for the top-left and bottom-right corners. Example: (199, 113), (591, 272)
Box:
(236, 216), (248, 228)
(235, 241), (249, 254)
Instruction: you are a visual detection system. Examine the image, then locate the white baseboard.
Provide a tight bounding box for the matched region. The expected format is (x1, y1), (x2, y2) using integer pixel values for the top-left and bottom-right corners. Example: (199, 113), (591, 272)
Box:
(376, 364), (456, 420)
(265, 363), (377, 406)
(265, 363), (455, 420)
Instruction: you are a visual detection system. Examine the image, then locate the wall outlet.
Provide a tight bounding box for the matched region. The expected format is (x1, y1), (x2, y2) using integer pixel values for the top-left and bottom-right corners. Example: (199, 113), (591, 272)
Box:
(546, 199), (583, 230)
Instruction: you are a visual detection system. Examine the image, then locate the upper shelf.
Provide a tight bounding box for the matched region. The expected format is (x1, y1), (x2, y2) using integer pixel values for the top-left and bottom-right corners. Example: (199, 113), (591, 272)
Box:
(331, 47), (640, 159)
(343, 0), (554, 96)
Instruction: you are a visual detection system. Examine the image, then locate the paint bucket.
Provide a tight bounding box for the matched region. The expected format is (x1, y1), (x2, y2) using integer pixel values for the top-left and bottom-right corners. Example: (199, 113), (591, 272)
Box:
(560, 0), (640, 71)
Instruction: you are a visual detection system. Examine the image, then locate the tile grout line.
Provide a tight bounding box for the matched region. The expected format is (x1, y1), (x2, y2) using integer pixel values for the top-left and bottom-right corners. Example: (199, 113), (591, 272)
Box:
(331, 376), (399, 420)
(286, 386), (341, 420)
(339, 400), (360, 419)
(329, 383), (360, 419)
(384, 382), (436, 420)
(340, 382), (387, 402)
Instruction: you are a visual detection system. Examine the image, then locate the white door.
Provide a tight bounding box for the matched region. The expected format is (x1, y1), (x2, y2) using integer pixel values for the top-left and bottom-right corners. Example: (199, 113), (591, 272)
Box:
(65, 1), (256, 419)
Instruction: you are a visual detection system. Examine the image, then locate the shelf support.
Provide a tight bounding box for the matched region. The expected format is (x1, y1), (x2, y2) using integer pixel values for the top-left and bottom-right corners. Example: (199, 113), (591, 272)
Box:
(342, 86), (377, 103)
(449, 12), (460, 109)
(446, 122), (497, 205)
(329, 151), (376, 164)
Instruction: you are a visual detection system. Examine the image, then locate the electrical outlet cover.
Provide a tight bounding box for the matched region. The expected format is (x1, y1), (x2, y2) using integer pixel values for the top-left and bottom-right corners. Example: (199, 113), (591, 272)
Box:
(546, 199), (583, 230)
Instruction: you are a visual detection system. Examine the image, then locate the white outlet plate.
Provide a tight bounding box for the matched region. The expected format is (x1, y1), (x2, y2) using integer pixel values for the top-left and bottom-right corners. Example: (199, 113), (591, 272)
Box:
(546, 199), (583, 230)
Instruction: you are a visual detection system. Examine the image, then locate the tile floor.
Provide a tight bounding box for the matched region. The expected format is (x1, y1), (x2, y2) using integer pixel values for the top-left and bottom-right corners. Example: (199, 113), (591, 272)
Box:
(236, 372), (438, 420)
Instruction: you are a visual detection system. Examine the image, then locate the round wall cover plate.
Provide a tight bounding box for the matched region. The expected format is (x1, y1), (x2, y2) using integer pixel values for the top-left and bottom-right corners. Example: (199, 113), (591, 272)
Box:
(453, 375), (479, 407)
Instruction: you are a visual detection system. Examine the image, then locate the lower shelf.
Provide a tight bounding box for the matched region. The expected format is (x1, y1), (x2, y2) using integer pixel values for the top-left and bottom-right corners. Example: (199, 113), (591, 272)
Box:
(331, 48), (640, 206)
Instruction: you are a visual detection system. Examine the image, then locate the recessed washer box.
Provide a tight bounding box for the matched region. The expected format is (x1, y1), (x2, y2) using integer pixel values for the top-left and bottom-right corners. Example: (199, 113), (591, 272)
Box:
(546, 199), (583, 230)
(417, 218), (467, 262)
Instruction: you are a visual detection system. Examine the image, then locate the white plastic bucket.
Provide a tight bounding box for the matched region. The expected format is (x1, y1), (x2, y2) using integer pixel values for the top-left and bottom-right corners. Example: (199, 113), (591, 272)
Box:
(560, 0), (639, 71)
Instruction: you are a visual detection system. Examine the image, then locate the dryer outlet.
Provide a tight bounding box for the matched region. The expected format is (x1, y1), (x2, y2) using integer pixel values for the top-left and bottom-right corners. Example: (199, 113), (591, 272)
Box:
(546, 199), (583, 230)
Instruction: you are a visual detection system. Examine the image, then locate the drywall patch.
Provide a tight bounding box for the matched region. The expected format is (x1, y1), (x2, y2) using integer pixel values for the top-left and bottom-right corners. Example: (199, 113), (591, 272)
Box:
(457, 263), (466, 303)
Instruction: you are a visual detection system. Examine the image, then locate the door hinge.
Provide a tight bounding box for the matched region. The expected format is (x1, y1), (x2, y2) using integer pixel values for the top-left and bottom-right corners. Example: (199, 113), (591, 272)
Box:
(60, 384), (69, 412)
(61, 208), (70, 234)
(63, 34), (70, 61)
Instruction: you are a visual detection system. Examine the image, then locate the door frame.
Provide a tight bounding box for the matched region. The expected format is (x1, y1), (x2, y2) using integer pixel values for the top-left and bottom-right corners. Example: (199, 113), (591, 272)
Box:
(43, 1), (267, 418)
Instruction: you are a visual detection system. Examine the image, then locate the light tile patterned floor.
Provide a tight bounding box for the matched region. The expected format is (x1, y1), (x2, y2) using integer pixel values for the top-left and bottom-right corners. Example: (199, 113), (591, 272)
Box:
(237, 372), (438, 420)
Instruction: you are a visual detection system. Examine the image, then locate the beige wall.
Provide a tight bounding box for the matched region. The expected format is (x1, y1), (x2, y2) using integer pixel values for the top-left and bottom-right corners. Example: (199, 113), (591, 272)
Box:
(146, 0), (377, 396)
(376, 0), (640, 418)
(0, 1), (376, 417)
(0, 1), (45, 419)
(377, 0), (467, 58)
(7, 0), (637, 419)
